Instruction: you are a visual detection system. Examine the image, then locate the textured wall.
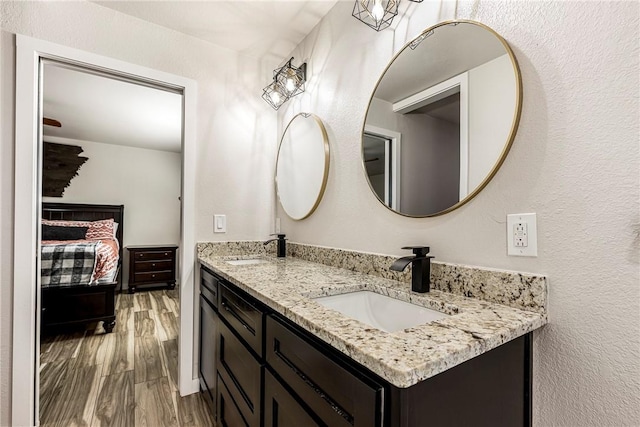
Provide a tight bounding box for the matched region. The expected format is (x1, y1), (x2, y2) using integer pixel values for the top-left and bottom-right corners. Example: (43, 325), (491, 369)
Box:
(0, 1), (277, 424)
(276, 1), (639, 426)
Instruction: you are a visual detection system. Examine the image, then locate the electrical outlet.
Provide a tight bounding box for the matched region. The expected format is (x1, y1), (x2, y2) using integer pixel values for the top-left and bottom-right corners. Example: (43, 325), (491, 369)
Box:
(514, 222), (528, 247)
(214, 214), (226, 233)
(507, 213), (537, 256)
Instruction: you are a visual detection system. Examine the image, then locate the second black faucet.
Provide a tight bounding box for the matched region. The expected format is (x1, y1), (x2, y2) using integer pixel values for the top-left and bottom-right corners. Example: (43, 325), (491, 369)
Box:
(264, 233), (287, 257)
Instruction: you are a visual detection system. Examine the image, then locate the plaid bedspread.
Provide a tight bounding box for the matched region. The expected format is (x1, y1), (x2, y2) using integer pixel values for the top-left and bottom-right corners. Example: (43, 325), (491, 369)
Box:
(41, 242), (99, 287)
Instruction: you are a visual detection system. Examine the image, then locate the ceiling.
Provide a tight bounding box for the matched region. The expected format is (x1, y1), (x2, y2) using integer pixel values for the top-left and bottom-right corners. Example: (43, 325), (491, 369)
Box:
(374, 23), (507, 104)
(93, 0), (339, 60)
(44, 1), (340, 152)
(43, 63), (183, 152)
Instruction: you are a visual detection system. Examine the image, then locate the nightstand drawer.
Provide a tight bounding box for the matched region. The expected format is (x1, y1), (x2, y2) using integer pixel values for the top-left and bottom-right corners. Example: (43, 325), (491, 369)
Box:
(135, 260), (174, 272)
(134, 250), (174, 261)
(134, 270), (173, 283)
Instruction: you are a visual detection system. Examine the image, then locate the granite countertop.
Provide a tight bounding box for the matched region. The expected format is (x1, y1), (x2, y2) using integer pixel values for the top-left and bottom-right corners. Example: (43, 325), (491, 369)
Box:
(199, 253), (547, 389)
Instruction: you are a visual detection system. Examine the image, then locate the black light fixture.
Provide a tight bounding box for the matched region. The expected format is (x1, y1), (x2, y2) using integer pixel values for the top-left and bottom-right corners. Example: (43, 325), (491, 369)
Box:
(353, 0), (424, 31)
(352, 0), (399, 31)
(275, 58), (307, 98)
(262, 79), (288, 110)
(262, 57), (307, 110)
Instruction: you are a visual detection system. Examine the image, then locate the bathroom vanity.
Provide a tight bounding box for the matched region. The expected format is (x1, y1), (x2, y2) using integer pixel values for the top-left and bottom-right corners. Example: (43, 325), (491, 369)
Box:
(197, 244), (547, 427)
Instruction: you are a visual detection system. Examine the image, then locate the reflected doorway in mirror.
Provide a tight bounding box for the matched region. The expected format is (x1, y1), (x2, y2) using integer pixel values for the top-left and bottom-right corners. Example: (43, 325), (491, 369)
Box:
(363, 125), (401, 211)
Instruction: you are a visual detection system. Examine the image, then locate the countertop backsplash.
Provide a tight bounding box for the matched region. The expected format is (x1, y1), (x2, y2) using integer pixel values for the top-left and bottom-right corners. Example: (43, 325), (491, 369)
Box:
(197, 241), (547, 315)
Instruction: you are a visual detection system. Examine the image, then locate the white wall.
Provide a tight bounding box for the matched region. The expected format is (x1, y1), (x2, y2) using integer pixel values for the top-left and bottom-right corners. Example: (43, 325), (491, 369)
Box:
(0, 2), (276, 424)
(468, 53), (516, 189)
(43, 139), (182, 248)
(277, 1), (639, 426)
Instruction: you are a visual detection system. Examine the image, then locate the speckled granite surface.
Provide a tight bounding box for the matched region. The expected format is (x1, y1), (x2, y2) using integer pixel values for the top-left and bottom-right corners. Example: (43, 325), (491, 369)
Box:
(197, 242), (547, 388)
(198, 241), (547, 314)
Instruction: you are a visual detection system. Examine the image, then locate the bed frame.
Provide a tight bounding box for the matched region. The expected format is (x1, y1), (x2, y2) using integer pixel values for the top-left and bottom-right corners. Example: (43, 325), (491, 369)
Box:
(41, 202), (124, 333)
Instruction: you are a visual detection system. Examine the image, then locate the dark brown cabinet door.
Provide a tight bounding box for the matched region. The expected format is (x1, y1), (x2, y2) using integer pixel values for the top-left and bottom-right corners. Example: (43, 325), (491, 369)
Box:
(199, 295), (217, 418)
(217, 318), (262, 427)
(264, 370), (323, 427)
(217, 375), (249, 427)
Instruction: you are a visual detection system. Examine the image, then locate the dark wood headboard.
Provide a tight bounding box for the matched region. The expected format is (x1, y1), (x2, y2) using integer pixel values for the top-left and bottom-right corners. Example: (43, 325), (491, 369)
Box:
(42, 202), (125, 286)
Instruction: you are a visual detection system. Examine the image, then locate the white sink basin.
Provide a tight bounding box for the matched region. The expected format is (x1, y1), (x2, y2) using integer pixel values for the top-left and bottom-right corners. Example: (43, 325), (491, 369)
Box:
(225, 258), (269, 266)
(313, 291), (449, 333)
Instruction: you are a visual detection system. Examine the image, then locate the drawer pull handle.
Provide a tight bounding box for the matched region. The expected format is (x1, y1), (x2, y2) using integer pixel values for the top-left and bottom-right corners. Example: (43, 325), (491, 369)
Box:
(164, 252), (168, 256)
(273, 338), (354, 424)
(221, 300), (255, 334)
(152, 263), (156, 267)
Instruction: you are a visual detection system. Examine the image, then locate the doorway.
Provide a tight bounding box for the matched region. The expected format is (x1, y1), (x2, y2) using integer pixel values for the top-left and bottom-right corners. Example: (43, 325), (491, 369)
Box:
(38, 60), (195, 425)
(13, 35), (198, 426)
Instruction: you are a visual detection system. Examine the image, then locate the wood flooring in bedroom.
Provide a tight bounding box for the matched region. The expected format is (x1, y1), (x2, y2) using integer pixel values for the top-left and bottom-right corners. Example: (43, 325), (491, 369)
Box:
(39, 289), (215, 427)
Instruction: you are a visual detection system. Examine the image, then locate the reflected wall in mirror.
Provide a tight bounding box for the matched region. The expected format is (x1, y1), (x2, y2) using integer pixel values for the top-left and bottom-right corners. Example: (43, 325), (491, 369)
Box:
(362, 20), (522, 217)
(276, 113), (330, 220)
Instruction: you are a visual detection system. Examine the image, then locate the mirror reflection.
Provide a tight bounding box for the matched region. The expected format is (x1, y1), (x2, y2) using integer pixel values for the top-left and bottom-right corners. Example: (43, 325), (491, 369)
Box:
(362, 20), (522, 217)
(276, 113), (330, 220)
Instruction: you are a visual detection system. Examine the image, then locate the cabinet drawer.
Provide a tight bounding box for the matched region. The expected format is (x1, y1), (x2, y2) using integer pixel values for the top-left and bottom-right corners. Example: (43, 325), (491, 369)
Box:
(134, 270), (173, 283)
(218, 319), (262, 427)
(200, 268), (219, 308)
(264, 369), (322, 427)
(217, 375), (249, 427)
(134, 250), (174, 261)
(219, 283), (264, 357)
(266, 316), (383, 427)
(134, 260), (173, 272)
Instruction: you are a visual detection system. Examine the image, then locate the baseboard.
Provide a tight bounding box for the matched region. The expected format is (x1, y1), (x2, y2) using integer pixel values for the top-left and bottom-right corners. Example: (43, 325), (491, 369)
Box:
(180, 378), (201, 397)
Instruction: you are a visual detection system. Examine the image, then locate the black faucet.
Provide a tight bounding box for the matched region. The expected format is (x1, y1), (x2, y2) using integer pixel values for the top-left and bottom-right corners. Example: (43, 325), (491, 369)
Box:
(390, 246), (434, 293)
(264, 233), (287, 257)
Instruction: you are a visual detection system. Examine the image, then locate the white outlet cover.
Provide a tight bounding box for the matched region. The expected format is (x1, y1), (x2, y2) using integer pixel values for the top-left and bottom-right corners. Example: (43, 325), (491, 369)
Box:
(507, 213), (537, 256)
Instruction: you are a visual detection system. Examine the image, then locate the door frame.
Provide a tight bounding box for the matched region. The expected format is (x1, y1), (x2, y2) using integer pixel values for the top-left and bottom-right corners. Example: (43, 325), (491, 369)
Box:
(13, 35), (199, 426)
(364, 125), (401, 211)
(392, 72), (469, 199)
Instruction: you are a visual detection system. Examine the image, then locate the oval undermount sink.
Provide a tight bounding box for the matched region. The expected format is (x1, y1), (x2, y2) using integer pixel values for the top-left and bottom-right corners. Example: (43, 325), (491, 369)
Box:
(313, 291), (449, 333)
(225, 258), (269, 266)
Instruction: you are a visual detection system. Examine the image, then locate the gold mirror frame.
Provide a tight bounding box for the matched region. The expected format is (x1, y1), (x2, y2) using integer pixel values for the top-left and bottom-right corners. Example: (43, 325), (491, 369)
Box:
(276, 113), (330, 220)
(360, 20), (523, 217)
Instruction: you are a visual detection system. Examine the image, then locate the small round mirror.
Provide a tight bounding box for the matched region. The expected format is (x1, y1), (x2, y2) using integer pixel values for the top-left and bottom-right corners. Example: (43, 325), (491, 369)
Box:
(362, 20), (522, 217)
(276, 113), (330, 220)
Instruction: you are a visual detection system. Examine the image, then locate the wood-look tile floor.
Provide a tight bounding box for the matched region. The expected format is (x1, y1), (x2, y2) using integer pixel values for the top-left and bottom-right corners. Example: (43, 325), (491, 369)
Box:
(39, 289), (215, 427)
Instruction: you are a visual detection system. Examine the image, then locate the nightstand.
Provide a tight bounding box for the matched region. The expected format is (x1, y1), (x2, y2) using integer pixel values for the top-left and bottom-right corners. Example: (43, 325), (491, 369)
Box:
(126, 245), (178, 294)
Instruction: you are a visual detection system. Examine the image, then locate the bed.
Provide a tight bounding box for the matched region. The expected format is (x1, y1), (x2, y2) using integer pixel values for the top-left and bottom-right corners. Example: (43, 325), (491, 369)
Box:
(40, 202), (124, 333)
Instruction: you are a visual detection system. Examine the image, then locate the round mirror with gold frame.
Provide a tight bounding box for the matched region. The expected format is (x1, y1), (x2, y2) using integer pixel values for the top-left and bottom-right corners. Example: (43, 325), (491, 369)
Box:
(361, 20), (522, 217)
(276, 113), (330, 220)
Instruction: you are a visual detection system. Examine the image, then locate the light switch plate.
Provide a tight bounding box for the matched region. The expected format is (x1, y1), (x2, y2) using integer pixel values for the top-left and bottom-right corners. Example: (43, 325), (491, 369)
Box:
(507, 213), (537, 256)
(214, 214), (226, 233)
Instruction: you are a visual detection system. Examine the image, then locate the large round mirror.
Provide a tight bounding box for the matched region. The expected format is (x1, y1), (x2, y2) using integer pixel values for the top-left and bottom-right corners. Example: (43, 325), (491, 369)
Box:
(362, 20), (522, 217)
(276, 113), (330, 220)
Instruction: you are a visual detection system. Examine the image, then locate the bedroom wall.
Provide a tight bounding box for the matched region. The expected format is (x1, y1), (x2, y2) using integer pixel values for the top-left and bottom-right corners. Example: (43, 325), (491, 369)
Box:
(0, 1), (278, 423)
(42, 139), (181, 248)
(276, 1), (639, 426)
